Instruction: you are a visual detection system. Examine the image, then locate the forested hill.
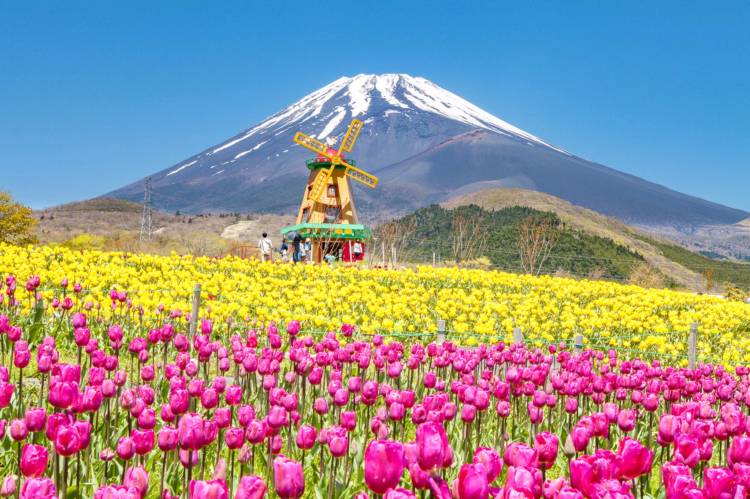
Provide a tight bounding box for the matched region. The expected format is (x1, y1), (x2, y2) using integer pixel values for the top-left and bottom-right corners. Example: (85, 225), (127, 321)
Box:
(383, 204), (651, 282)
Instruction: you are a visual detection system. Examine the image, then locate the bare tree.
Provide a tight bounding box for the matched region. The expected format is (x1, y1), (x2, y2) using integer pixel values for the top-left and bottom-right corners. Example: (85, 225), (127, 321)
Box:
(372, 218), (417, 268)
(451, 213), (488, 264)
(517, 216), (560, 275)
(703, 269), (715, 293)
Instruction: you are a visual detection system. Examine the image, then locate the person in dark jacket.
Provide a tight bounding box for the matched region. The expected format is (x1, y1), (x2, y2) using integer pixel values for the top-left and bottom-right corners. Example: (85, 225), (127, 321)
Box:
(292, 232), (302, 263)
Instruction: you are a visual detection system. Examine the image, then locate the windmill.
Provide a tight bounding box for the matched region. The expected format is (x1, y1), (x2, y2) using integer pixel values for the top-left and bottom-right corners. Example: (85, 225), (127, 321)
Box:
(280, 119), (379, 263)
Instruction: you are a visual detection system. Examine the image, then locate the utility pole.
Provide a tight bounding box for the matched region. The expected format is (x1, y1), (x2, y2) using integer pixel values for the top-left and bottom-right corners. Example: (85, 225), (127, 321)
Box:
(140, 177), (153, 242)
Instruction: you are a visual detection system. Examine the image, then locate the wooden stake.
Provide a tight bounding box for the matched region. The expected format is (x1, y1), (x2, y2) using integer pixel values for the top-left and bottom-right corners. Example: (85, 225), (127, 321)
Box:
(190, 284), (201, 337)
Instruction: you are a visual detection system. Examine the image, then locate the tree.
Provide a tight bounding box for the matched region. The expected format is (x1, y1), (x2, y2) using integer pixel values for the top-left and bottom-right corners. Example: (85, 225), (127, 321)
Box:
(451, 212), (488, 264)
(372, 218), (417, 268)
(517, 215), (560, 275)
(0, 191), (38, 245)
(703, 269), (715, 293)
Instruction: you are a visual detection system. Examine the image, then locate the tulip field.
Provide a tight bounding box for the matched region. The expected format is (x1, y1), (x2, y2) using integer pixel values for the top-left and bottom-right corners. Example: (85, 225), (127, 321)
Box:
(1, 244), (749, 364)
(0, 244), (750, 498)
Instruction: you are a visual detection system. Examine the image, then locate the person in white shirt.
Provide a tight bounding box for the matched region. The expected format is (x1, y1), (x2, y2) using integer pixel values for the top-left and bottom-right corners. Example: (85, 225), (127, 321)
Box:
(258, 232), (273, 262)
(352, 240), (363, 261)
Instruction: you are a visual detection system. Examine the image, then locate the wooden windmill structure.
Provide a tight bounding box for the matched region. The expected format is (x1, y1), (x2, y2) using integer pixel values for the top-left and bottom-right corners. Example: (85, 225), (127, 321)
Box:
(281, 118), (379, 263)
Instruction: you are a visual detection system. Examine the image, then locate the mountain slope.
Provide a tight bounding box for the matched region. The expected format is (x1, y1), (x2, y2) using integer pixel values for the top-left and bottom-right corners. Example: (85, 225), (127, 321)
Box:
(376, 130), (748, 228)
(441, 188), (705, 289)
(106, 73), (748, 233)
(384, 203), (649, 282)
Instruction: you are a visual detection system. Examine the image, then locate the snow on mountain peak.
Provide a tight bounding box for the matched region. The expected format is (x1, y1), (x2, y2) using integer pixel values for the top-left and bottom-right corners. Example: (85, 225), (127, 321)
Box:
(209, 73), (564, 156)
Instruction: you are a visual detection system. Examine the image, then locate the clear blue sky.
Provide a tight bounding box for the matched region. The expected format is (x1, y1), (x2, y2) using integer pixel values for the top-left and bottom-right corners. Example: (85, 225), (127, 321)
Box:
(1, 1), (748, 211)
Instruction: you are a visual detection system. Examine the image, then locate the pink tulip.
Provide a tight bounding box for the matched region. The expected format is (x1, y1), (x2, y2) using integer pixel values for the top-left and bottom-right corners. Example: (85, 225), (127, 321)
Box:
(557, 487), (584, 499)
(93, 485), (139, 499)
(428, 475), (451, 499)
(178, 413), (204, 450)
(234, 476), (267, 499)
(180, 450), (200, 468)
(286, 321), (300, 336)
(416, 421), (451, 472)
(132, 429), (155, 455)
(570, 423), (591, 453)
(506, 465), (543, 498)
(703, 467), (736, 499)
(534, 432), (559, 470)
(0, 476), (17, 497)
(54, 424), (81, 456)
(188, 479), (228, 499)
(273, 455), (304, 499)
(674, 434), (701, 468)
(116, 436), (136, 460)
(295, 425), (316, 450)
(48, 381), (76, 409)
(246, 419), (267, 445)
(729, 436), (750, 466)
(20, 444), (48, 477)
(19, 477), (56, 499)
(200, 388), (218, 410)
(616, 409), (635, 432)
(0, 383), (14, 408)
(225, 427), (244, 450)
(123, 465), (149, 497)
(456, 462), (489, 499)
(658, 414), (679, 445)
(9, 419), (28, 441)
(225, 385), (242, 405)
(328, 427), (348, 458)
(384, 488), (416, 498)
(158, 426), (179, 451)
(614, 437), (653, 480)
(340, 410), (357, 431)
(267, 405), (288, 428)
(473, 447), (502, 483)
(504, 442), (538, 468)
(200, 319), (213, 335)
(564, 397), (578, 414)
(364, 439), (405, 494)
(543, 476), (568, 498)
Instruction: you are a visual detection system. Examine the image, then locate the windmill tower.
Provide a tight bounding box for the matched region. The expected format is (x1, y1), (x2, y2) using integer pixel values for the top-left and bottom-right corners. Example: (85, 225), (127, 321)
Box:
(281, 119), (379, 262)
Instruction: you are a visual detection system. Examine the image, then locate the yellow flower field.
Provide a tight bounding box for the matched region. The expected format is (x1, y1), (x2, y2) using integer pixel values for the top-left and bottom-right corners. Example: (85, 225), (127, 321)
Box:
(1, 244), (748, 365)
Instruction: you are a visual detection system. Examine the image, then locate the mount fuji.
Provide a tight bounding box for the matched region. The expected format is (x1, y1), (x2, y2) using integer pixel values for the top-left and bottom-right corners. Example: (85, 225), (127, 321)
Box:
(107, 73), (748, 231)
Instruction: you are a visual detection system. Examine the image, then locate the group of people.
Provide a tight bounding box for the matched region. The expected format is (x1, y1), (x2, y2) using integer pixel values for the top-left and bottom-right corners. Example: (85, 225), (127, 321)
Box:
(257, 232), (364, 265)
(257, 231), (312, 264)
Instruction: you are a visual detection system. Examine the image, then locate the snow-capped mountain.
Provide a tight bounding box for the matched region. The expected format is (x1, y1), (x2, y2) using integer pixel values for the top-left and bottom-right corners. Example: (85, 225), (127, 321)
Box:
(107, 73), (748, 229)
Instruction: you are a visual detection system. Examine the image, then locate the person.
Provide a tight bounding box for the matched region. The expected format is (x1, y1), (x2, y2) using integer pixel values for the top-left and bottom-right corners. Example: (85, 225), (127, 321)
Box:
(258, 232), (273, 262)
(292, 231), (302, 263)
(304, 238), (312, 263)
(279, 241), (289, 263)
(299, 239), (307, 262)
(352, 239), (363, 261)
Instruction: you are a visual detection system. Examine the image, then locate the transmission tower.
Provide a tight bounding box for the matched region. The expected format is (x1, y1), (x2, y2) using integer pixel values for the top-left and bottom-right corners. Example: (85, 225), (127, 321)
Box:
(140, 177), (153, 242)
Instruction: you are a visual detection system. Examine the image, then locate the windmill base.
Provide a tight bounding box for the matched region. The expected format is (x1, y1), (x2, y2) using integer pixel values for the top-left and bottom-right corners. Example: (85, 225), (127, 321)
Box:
(280, 223), (370, 264)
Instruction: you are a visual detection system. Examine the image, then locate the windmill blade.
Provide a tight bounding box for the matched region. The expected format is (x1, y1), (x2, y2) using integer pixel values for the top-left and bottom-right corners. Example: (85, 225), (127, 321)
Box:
(309, 165), (335, 202)
(338, 119), (363, 154)
(294, 132), (331, 158)
(342, 160), (379, 189)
